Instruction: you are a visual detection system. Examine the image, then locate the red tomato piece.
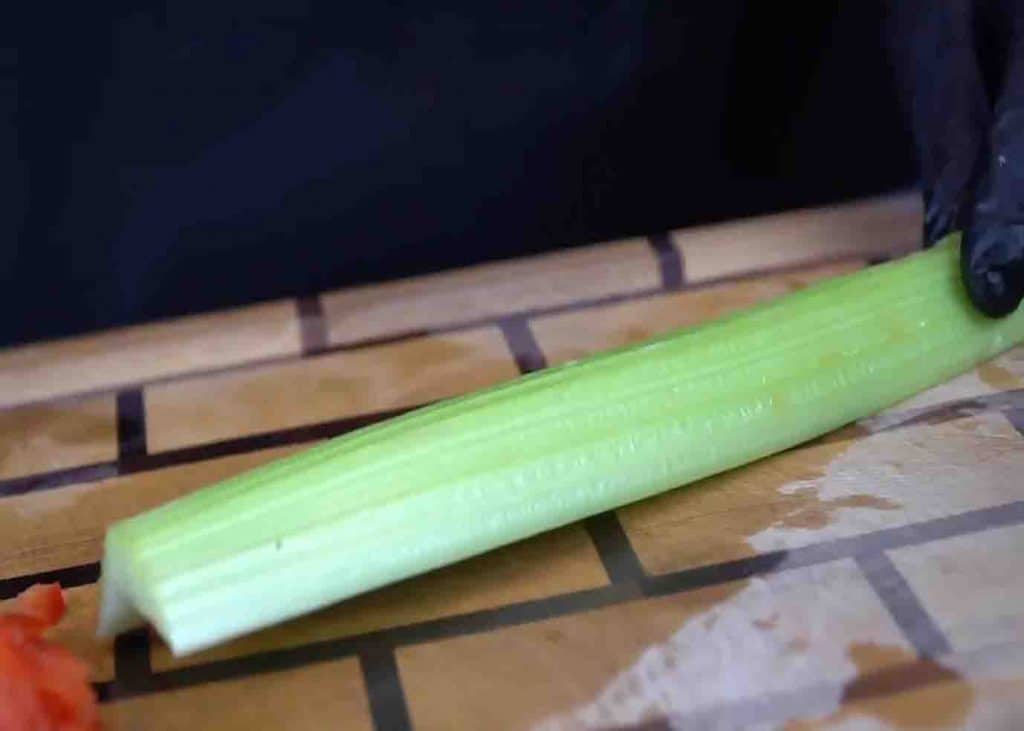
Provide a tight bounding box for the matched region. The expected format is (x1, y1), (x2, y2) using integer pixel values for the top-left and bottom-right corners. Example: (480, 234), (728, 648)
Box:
(15, 584), (66, 628)
(0, 583), (101, 731)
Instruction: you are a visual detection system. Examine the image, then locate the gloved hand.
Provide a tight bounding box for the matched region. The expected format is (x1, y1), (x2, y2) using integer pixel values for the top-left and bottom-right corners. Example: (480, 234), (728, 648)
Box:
(888, 0), (1024, 317)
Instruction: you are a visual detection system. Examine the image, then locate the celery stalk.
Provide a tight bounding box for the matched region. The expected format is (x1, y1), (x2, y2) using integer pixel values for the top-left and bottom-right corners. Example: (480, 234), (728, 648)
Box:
(98, 235), (1024, 655)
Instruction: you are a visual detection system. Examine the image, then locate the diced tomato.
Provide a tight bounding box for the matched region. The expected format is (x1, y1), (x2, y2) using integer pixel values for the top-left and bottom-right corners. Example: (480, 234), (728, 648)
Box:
(12, 584), (66, 628)
(0, 583), (101, 731)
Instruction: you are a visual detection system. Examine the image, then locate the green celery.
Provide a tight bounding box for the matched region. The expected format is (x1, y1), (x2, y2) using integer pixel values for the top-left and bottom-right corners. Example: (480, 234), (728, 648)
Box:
(97, 234), (1024, 655)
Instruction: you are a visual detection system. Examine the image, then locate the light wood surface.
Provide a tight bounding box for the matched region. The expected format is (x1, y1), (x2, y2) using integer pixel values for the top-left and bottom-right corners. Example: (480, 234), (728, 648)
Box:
(4, 191), (1024, 730)
(672, 193), (922, 283)
(100, 659), (373, 731)
(398, 561), (910, 730)
(0, 395), (117, 480)
(531, 262), (861, 366)
(320, 237), (660, 347)
(144, 327), (517, 452)
(0, 299), (302, 409)
(0, 446), (305, 579)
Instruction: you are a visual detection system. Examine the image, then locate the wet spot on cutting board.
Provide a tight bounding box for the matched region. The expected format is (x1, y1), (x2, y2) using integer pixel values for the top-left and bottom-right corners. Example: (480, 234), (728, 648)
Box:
(786, 637), (810, 654)
(619, 424), (902, 573)
(753, 612), (779, 630)
(537, 563), (909, 730)
(785, 642), (974, 730)
(977, 361), (1021, 391)
(774, 491), (900, 531)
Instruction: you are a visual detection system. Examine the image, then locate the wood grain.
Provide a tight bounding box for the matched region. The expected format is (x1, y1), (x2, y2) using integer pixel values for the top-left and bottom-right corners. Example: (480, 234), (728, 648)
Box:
(0, 300), (302, 409)
(531, 262), (861, 366)
(674, 192), (922, 284)
(619, 410), (1024, 575)
(144, 328), (517, 452)
(0, 445), (305, 579)
(321, 237), (660, 347)
(398, 561), (908, 730)
(0, 395), (117, 480)
(101, 659), (373, 731)
(784, 643), (975, 730)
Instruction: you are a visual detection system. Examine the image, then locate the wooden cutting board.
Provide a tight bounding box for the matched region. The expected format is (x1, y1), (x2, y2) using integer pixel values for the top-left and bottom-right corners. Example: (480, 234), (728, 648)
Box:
(3, 192), (1024, 730)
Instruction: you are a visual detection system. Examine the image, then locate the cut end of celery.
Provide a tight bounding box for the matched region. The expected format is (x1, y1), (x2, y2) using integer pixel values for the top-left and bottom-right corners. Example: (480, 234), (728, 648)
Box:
(95, 533), (207, 656)
(96, 585), (144, 639)
(96, 548), (146, 639)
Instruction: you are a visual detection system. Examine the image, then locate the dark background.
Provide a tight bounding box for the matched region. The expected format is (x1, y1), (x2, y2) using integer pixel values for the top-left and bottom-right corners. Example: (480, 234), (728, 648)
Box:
(4, 1), (917, 348)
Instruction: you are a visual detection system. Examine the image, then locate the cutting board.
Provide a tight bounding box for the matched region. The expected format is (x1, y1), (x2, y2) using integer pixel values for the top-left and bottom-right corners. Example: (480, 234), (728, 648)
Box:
(3, 192), (1024, 730)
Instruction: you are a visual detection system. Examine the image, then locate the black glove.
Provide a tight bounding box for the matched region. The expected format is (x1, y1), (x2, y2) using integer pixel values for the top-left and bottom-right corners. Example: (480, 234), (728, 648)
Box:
(887, 0), (1024, 317)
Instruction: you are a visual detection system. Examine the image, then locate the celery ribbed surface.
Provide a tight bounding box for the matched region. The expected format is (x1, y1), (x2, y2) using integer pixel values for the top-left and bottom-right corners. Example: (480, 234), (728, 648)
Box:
(97, 236), (1024, 655)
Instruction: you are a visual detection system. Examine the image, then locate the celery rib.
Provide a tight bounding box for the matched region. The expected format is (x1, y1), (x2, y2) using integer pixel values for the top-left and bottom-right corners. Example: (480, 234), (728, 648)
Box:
(97, 235), (1024, 655)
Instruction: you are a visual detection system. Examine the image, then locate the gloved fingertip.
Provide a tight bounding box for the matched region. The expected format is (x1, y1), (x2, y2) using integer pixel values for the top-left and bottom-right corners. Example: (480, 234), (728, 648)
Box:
(961, 224), (1024, 317)
(923, 203), (961, 248)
